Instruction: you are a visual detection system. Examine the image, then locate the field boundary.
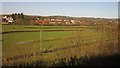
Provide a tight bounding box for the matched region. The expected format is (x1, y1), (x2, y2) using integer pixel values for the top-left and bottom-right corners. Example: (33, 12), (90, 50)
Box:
(1, 29), (85, 34)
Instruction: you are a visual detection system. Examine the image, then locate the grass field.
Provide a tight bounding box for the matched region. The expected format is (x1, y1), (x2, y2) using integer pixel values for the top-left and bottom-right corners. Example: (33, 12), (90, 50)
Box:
(2, 25), (118, 66)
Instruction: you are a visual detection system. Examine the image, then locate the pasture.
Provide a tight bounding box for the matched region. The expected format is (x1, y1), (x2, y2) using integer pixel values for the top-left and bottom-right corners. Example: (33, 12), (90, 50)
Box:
(2, 25), (118, 66)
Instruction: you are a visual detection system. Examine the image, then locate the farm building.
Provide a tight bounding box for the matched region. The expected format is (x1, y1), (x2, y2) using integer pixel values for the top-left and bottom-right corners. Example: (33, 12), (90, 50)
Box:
(2, 16), (14, 24)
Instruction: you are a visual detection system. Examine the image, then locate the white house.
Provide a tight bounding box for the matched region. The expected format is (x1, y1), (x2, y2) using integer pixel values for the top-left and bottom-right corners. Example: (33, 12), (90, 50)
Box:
(2, 16), (13, 24)
(70, 20), (75, 24)
(7, 17), (13, 23)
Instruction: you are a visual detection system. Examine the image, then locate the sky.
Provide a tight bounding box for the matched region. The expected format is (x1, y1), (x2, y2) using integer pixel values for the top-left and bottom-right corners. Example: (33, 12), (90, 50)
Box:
(1, 0), (120, 2)
(2, 2), (118, 18)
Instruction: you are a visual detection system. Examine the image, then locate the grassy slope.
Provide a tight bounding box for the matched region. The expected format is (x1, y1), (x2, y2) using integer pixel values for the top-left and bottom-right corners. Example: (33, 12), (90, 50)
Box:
(2, 25), (118, 65)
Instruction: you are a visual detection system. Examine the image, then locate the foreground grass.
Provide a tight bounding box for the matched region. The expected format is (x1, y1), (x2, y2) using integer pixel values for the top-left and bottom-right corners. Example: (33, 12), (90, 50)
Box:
(2, 25), (119, 66)
(2, 54), (120, 67)
(2, 29), (109, 58)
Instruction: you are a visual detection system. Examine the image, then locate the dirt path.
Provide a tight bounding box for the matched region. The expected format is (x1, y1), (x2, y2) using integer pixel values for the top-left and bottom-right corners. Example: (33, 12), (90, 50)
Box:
(16, 36), (82, 45)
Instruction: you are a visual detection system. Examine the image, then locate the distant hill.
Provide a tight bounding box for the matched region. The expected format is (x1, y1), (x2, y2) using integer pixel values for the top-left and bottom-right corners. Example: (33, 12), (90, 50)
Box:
(1, 13), (118, 26)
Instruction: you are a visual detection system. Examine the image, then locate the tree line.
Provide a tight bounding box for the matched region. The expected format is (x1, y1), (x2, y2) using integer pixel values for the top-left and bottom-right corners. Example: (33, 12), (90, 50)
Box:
(11, 13), (36, 25)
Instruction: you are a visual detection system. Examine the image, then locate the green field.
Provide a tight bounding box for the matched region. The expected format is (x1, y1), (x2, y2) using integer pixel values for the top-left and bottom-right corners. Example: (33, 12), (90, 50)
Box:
(2, 25), (118, 65)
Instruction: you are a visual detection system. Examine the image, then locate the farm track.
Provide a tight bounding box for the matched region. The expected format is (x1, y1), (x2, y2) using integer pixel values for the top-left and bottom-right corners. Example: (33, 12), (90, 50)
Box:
(16, 34), (110, 45)
(2, 37), (117, 63)
(16, 36), (86, 45)
(1, 29), (85, 34)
